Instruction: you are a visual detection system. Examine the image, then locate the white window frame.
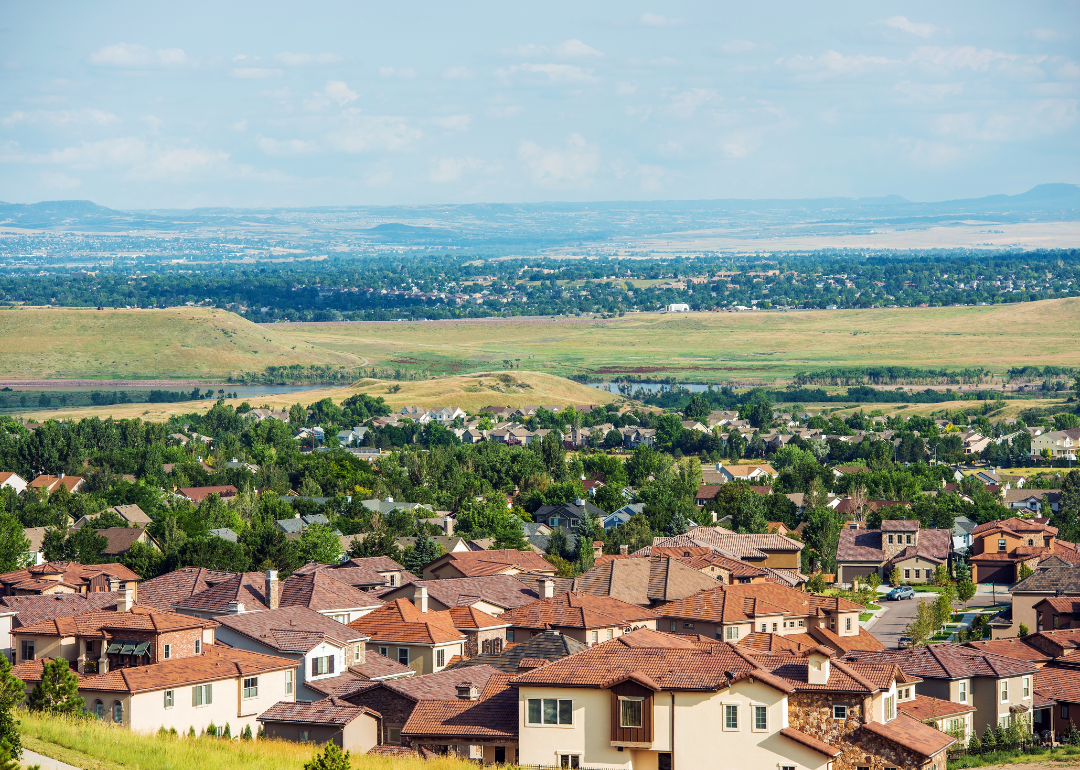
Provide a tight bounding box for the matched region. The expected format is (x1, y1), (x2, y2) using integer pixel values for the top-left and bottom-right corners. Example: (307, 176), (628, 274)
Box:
(833, 704), (847, 720)
(285, 669), (294, 695)
(163, 690), (173, 709)
(959, 681), (967, 703)
(557, 753), (581, 769)
(723, 703), (739, 731)
(725, 626), (738, 641)
(884, 695), (895, 721)
(752, 704), (768, 732)
(164, 644), (171, 659)
(1023, 676), (1031, 699)
(618, 696), (644, 729)
(526, 698), (574, 726)
(378, 645), (388, 657)
(436, 649), (445, 668)
(242, 677), (258, 699)
(354, 644), (362, 663)
(1000, 680), (1008, 702)
(194, 639), (201, 655)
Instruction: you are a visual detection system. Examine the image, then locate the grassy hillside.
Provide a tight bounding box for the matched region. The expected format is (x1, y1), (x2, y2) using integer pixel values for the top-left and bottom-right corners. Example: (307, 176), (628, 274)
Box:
(20, 370), (618, 422)
(0, 307), (357, 380)
(18, 710), (467, 770)
(272, 298), (1080, 383)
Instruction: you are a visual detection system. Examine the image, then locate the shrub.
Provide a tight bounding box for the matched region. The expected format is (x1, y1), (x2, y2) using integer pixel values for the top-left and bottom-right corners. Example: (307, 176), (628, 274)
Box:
(304, 742), (351, 770)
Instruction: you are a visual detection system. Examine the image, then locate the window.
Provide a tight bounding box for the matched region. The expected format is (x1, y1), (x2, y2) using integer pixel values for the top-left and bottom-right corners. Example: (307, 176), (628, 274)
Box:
(667, 623), (674, 634)
(1000, 680), (1008, 702)
(888, 534), (894, 544)
(191, 683), (212, 707)
(833, 705), (847, 720)
(20, 641), (33, 662)
(526, 698), (573, 725)
(772, 623), (778, 633)
(243, 677), (258, 699)
(378, 646), (388, 657)
(619, 697), (643, 728)
(845, 617), (852, 631)
(725, 626), (738, 641)
(998, 539), (1006, 552)
(753, 705), (767, 731)
(164, 644), (171, 660)
(1023, 676), (1031, 698)
(781, 766), (796, 770)
(1028, 539), (1034, 546)
(397, 648), (409, 666)
(312, 655), (335, 676)
(913, 569), (921, 580)
(506, 630), (514, 643)
(1062, 704), (1070, 719)
(387, 726), (401, 744)
(885, 695), (895, 721)
(559, 755), (580, 769)
(112, 700), (123, 723)
(798, 619), (804, 627)
(959, 681), (967, 703)
(436, 649), (445, 668)
(163, 690), (174, 709)
(388, 574), (397, 587)
(906, 534), (913, 544)
(94, 699), (104, 719)
(299, 730), (309, 742)
(285, 669), (293, 695)
(724, 704), (738, 730)
(761, 623), (767, 632)
(354, 644), (362, 663)
(607, 629), (614, 640)
(194, 639), (201, 654)
(904, 569), (910, 579)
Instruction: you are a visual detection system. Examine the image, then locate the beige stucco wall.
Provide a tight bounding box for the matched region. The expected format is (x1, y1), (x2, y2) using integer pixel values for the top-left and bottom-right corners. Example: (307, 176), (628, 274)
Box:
(366, 641), (463, 674)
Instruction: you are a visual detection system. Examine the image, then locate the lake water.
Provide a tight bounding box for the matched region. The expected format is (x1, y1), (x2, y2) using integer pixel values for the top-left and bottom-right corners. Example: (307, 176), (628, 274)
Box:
(588, 381), (712, 394)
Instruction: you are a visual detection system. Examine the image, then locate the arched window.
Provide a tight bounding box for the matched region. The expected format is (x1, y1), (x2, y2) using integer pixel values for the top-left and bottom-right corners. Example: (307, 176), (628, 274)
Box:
(94, 700), (104, 719)
(112, 700), (123, 723)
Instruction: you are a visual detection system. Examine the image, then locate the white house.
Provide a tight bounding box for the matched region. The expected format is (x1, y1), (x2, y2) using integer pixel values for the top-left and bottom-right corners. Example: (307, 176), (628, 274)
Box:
(666, 303), (690, 313)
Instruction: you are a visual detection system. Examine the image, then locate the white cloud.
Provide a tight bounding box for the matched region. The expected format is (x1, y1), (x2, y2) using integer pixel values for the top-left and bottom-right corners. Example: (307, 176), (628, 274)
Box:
(666, 88), (717, 118)
(486, 104), (524, 118)
(442, 66), (474, 80)
(232, 68), (283, 79)
(496, 63), (600, 84)
(893, 80), (963, 103)
(45, 137), (149, 168)
(325, 115), (422, 153)
(274, 52), (343, 66)
(323, 80), (359, 106)
(936, 99), (1079, 142)
(781, 50), (901, 79)
(876, 16), (942, 38)
(88, 43), (188, 68)
(640, 13), (683, 27)
(1030, 28), (1069, 42)
(498, 44), (550, 57)
(379, 66), (418, 78)
(651, 56), (681, 67)
(139, 114), (163, 133)
(615, 81), (637, 96)
(912, 46), (1018, 71)
(230, 120), (248, 132)
(39, 171), (81, 190)
(433, 114), (472, 131)
(137, 147), (229, 178)
(656, 141), (684, 158)
(2, 109), (119, 127)
(720, 132), (762, 158)
(256, 136), (319, 156)
(719, 40), (757, 55)
(518, 133), (600, 187)
(429, 156), (483, 183)
(553, 39), (603, 58)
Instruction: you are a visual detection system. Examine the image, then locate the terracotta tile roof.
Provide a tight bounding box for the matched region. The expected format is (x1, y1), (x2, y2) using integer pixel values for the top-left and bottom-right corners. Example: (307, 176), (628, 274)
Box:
(61, 643), (296, 693)
(1033, 596), (1080, 613)
(447, 630), (588, 674)
(430, 549), (555, 577)
(763, 567), (810, 588)
(899, 694), (976, 721)
(296, 557), (417, 589)
(861, 713), (956, 758)
(444, 605), (508, 631)
(280, 570), (385, 612)
(30, 475), (83, 493)
(640, 527), (802, 559)
(377, 575), (538, 610)
(500, 591), (660, 631)
(173, 572), (271, 612)
(778, 727), (842, 758)
(12, 605), (215, 638)
(511, 572), (574, 597)
(0, 561), (142, 590)
(348, 599), (464, 644)
(751, 651), (903, 693)
(177, 485), (238, 504)
(652, 547), (768, 578)
(135, 567), (237, 611)
(570, 556), (720, 605)
(351, 652), (416, 680)
(214, 606), (367, 652)
(13, 658), (81, 685)
(738, 632), (815, 653)
(258, 696), (379, 726)
(402, 673), (517, 740)
(972, 518), (1057, 537)
(658, 584), (862, 625)
(807, 625), (886, 654)
(1036, 664), (1080, 704)
(338, 663), (503, 702)
(0, 592), (123, 626)
(962, 637), (1052, 663)
(844, 643), (1036, 679)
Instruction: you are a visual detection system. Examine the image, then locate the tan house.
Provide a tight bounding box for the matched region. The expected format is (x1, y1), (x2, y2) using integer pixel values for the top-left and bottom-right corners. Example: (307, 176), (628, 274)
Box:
(1030, 427), (1080, 461)
(970, 519), (1061, 585)
(29, 474), (85, 494)
(701, 462), (777, 484)
(374, 575), (539, 617)
(348, 593), (466, 675)
(498, 588), (659, 647)
(641, 526), (804, 571)
(513, 628), (952, 770)
(258, 697), (381, 753)
(400, 672), (517, 763)
(73, 504), (153, 529)
(0, 561), (142, 599)
(836, 520), (953, 586)
(0, 473), (28, 495)
(899, 694), (977, 742)
(993, 562), (1080, 638)
(422, 549), (556, 580)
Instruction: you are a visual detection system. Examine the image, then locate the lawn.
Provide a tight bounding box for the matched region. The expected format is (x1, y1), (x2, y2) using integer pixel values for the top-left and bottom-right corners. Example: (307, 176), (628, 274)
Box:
(947, 745), (1080, 768)
(17, 710), (469, 770)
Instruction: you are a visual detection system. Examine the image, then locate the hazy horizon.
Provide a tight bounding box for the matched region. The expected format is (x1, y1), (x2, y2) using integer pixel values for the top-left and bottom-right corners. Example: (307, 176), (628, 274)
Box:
(1, 1), (1078, 209)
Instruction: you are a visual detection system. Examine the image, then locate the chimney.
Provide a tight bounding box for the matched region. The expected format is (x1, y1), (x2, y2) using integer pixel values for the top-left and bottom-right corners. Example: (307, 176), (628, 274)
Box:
(265, 570), (279, 610)
(540, 579), (554, 599)
(455, 682), (479, 700)
(118, 588), (133, 612)
(711, 511), (718, 523)
(619, 544), (628, 555)
(228, 601), (245, 615)
(443, 516), (454, 536)
(108, 576), (120, 592)
(573, 498), (586, 507)
(807, 652), (831, 685)
(413, 585), (429, 613)
(59, 472), (64, 479)
(715, 462), (723, 471)
(385, 496), (394, 503)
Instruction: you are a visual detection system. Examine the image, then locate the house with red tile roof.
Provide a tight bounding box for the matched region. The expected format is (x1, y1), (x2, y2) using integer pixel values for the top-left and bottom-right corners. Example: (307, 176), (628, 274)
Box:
(401, 672), (518, 763)
(176, 485), (238, 504)
(969, 518), (1068, 585)
(421, 548), (556, 580)
(836, 520), (952, 585)
(0, 561), (142, 599)
(258, 696), (382, 754)
(348, 595), (467, 675)
(498, 590), (659, 647)
(374, 574), (539, 616)
(898, 694), (977, 742)
(29, 474), (84, 494)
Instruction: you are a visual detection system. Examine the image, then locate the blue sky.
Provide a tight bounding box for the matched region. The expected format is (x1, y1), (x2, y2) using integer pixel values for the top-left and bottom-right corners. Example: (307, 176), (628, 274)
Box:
(0, 1), (1077, 208)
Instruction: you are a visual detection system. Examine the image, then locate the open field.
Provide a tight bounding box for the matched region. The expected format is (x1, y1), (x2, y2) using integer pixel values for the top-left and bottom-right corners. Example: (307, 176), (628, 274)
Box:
(272, 298), (1080, 383)
(17, 710), (466, 770)
(0, 306), (357, 380)
(817, 397), (1073, 420)
(17, 370), (618, 422)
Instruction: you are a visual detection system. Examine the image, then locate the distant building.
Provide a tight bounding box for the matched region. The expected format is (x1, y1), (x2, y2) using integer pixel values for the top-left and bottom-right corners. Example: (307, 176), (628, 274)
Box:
(666, 303), (690, 312)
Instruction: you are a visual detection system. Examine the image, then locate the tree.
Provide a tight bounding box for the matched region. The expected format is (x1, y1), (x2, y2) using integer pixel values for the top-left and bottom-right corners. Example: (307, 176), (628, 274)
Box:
(957, 579), (976, 608)
(119, 540), (164, 580)
(304, 740), (351, 770)
(1018, 562), (1034, 581)
(348, 528), (402, 562)
(866, 572), (882, 591)
(905, 600), (935, 646)
(297, 524), (343, 565)
(807, 572), (827, 594)
(1018, 622), (1030, 637)
(932, 564), (951, 587)
(27, 659), (83, 715)
(603, 429), (624, 450)
(40, 527), (66, 562)
(0, 656), (24, 759)
(889, 566), (901, 587)
(803, 506), (844, 575)
(0, 513), (29, 574)
(683, 394), (711, 422)
(545, 527), (571, 560)
(402, 530), (441, 574)
(732, 491), (768, 535)
(932, 588), (955, 631)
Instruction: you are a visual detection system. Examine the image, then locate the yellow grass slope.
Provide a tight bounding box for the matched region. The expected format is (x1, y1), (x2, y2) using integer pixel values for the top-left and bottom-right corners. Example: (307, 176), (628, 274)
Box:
(0, 307), (357, 380)
(21, 370), (618, 422)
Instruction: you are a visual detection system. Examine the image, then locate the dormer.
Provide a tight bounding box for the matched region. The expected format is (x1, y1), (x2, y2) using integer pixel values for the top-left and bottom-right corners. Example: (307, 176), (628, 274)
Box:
(807, 650), (831, 685)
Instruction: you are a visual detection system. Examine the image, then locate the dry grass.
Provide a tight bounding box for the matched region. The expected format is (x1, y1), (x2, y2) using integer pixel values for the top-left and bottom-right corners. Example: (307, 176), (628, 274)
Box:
(821, 397), (1072, 419)
(19, 370), (618, 422)
(0, 306), (357, 380)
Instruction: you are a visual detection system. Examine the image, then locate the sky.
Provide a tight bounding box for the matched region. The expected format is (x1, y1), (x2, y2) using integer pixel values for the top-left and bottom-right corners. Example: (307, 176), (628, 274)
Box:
(0, 1), (1078, 209)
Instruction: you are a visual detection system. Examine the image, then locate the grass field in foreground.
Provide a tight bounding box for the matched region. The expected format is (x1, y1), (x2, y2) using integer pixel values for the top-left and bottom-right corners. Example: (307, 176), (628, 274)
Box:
(0, 306), (357, 380)
(18, 710), (471, 770)
(271, 298), (1080, 383)
(19, 370), (619, 422)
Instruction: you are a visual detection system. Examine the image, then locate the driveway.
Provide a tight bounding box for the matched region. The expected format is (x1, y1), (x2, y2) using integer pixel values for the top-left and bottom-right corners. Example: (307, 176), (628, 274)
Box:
(868, 587), (1010, 649)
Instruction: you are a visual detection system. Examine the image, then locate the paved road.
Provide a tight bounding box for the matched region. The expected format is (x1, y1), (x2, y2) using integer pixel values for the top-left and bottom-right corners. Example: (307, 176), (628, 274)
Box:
(869, 588), (1009, 650)
(21, 748), (81, 770)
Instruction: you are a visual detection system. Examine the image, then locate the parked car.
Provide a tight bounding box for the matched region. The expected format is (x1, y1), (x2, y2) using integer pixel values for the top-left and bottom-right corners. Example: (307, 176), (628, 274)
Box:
(886, 586), (915, 601)
(897, 636), (913, 649)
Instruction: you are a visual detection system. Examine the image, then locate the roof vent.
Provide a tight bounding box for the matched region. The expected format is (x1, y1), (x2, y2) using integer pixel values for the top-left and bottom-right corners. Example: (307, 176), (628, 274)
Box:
(456, 683), (479, 700)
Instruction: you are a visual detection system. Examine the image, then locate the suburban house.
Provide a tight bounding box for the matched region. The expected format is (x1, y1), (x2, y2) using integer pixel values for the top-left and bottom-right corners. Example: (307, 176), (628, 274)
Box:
(952, 516), (977, 552)
(258, 697), (381, 754)
(0, 592), (127, 663)
(0, 561), (142, 599)
(498, 588), (660, 646)
(531, 499), (605, 533)
(642, 527), (804, 572)
(965, 627), (1080, 668)
(399, 673), (518, 763)
(1030, 428), (1080, 461)
(422, 549), (556, 580)
(177, 485), (238, 504)
(375, 575), (538, 617)
(212, 605), (371, 701)
(1002, 489), (1062, 514)
(701, 462), (777, 484)
(15, 642), (298, 737)
(73, 504), (153, 529)
(845, 644), (1038, 738)
(1033, 663), (1080, 737)
(649, 546), (771, 585)
(447, 629), (588, 674)
(360, 497), (435, 517)
(337, 426), (370, 446)
(0, 473), (27, 494)
(996, 563), (1080, 639)
(570, 555), (721, 607)
(29, 474), (85, 494)
(836, 520), (952, 586)
(96, 527), (161, 559)
(969, 519), (1064, 585)
(898, 694), (977, 742)
(347, 594), (466, 675)
(655, 582), (877, 652)
(513, 628), (952, 770)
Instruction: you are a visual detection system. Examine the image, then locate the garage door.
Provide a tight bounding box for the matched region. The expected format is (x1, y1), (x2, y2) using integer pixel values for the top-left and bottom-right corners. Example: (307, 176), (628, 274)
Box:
(842, 565), (878, 584)
(977, 564), (1014, 585)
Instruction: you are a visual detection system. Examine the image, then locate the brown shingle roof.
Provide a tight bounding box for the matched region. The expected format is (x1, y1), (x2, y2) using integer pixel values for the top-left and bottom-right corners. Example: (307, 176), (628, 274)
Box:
(431, 549), (555, 577)
(177, 485), (238, 504)
(0, 561), (141, 589)
(845, 643), (1036, 679)
(258, 697), (378, 726)
(962, 637), (1052, 663)
(1, 592), (123, 626)
(778, 727), (842, 757)
(214, 606), (367, 652)
(95, 527), (153, 556)
(348, 599), (464, 644)
(972, 518), (1057, 537)
(279, 570), (385, 612)
(12, 605), (215, 638)
(174, 572), (271, 612)
(447, 630), (588, 674)
(807, 625), (886, 654)
(500, 590), (660, 631)
(570, 556), (720, 605)
(860, 713), (956, 758)
(402, 673), (517, 740)
(1035, 664), (1080, 703)
(376, 575), (540, 610)
(135, 567), (235, 611)
(658, 583), (862, 625)
(338, 663), (502, 702)
(898, 694), (976, 721)
(639, 526), (802, 559)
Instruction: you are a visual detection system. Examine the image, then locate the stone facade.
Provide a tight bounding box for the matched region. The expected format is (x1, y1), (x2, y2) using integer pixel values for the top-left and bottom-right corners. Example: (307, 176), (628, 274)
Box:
(341, 686), (416, 745)
(463, 628), (506, 660)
